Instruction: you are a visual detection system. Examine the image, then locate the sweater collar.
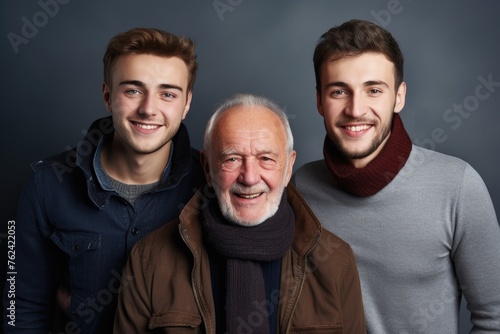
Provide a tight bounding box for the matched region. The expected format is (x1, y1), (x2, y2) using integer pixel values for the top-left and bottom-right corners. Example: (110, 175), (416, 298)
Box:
(323, 113), (412, 197)
(76, 116), (194, 208)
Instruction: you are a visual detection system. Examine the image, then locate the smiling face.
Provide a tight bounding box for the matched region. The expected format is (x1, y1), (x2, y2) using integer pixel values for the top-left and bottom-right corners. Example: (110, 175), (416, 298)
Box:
(103, 53), (192, 157)
(317, 52), (406, 168)
(202, 106), (296, 227)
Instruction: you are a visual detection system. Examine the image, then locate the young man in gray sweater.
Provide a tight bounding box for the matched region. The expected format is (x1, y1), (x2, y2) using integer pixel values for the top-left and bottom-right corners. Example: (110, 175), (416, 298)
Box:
(293, 19), (500, 333)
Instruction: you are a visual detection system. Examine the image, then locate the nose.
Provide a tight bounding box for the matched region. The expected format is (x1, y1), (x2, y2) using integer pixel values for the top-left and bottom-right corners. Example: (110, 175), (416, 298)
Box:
(238, 158), (261, 186)
(138, 94), (157, 117)
(344, 93), (366, 118)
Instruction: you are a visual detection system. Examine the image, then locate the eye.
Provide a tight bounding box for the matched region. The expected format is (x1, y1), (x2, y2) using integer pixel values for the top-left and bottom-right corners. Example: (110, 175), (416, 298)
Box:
(368, 88), (382, 95)
(162, 92), (175, 98)
(259, 156), (277, 169)
(330, 90), (347, 98)
(126, 89), (141, 95)
(221, 156), (241, 170)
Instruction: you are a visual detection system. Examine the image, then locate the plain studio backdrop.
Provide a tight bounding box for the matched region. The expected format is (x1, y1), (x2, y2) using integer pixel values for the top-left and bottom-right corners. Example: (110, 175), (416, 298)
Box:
(1, 0), (499, 332)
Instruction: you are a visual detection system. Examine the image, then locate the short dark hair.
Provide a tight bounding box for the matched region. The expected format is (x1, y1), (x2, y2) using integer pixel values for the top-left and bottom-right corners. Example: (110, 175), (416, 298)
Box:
(103, 28), (197, 92)
(313, 19), (404, 94)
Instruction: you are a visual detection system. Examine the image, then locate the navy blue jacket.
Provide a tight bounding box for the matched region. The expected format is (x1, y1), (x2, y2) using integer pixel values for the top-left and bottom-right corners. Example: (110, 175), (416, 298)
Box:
(3, 117), (205, 333)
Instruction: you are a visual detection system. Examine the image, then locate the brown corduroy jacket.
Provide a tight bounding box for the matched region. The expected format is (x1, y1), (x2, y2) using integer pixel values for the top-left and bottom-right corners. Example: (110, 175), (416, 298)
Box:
(113, 184), (366, 333)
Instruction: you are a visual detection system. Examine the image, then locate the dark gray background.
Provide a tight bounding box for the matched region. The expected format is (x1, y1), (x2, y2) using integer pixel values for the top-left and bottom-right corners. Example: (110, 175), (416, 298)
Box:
(1, 0), (499, 332)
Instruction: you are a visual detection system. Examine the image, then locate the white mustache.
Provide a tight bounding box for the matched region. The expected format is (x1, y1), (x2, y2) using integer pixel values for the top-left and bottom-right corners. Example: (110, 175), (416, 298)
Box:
(229, 184), (269, 195)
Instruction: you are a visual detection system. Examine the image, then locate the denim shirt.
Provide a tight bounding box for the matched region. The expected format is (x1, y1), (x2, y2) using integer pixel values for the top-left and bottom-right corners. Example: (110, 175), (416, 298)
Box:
(3, 117), (205, 334)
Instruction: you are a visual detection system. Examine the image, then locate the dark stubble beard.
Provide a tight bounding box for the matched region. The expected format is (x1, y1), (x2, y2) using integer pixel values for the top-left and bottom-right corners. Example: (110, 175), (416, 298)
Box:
(331, 112), (394, 161)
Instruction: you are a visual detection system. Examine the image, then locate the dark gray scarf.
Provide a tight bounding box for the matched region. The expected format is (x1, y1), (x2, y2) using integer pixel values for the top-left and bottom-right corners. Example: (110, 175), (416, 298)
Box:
(202, 190), (295, 333)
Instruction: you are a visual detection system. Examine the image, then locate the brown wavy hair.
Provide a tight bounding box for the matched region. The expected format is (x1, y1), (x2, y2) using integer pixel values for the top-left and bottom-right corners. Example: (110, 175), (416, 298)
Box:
(103, 28), (197, 92)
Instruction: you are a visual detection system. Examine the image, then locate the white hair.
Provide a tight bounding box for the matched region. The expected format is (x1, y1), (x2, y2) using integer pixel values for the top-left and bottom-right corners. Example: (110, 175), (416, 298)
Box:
(203, 93), (294, 154)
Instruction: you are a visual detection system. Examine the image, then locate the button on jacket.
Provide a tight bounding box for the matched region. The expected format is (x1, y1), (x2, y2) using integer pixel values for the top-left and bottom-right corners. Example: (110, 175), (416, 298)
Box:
(114, 184), (366, 333)
(3, 117), (205, 334)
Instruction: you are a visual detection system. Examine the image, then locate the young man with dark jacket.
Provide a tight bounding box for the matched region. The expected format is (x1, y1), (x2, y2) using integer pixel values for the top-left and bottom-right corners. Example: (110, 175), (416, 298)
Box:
(3, 28), (205, 333)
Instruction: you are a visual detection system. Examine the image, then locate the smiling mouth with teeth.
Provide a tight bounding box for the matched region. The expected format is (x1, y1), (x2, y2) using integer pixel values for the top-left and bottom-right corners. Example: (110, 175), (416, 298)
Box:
(236, 193), (262, 199)
(344, 124), (371, 132)
(134, 122), (160, 130)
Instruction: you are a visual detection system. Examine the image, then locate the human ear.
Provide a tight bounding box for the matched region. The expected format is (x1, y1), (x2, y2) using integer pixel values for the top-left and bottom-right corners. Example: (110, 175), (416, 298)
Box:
(102, 82), (112, 113)
(285, 150), (297, 185)
(316, 89), (325, 116)
(394, 82), (406, 113)
(182, 91), (193, 120)
(200, 150), (212, 186)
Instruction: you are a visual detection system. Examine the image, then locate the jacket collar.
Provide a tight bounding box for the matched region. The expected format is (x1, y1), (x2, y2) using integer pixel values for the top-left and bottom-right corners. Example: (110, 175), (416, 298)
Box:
(76, 116), (194, 209)
(286, 183), (322, 257)
(179, 183), (322, 259)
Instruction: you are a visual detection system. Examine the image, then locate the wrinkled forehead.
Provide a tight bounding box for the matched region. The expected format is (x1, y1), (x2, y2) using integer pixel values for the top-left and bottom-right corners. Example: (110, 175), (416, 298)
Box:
(213, 106), (287, 151)
(219, 106), (283, 133)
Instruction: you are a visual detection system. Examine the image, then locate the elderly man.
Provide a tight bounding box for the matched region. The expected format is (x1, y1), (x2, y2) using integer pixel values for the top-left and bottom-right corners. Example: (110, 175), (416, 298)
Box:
(113, 93), (366, 333)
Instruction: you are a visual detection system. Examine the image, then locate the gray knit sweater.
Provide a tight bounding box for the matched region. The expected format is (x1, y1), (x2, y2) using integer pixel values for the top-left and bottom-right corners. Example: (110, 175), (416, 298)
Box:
(293, 145), (500, 333)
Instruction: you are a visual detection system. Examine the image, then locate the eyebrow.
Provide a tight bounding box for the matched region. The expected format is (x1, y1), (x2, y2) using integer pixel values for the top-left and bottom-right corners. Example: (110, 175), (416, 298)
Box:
(119, 80), (184, 92)
(219, 149), (277, 157)
(325, 80), (390, 89)
(325, 81), (349, 89)
(363, 80), (390, 88)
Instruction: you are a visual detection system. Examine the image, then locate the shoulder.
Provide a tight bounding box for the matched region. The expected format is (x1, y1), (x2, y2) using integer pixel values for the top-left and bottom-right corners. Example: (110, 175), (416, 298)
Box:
(28, 116), (110, 173)
(129, 219), (189, 277)
(292, 159), (338, 196)
(310, 227), (357, 282)
(132, 220), (184, 269)
(410, 145), (469, 171)
(315, 227), (354, 263)
(409, 145), (483, 185)
(292, 159), (329, 185)
(128, 220), (199, 291)
(288, 183), (354, 268)
(30, 149), (76, 172)
(23, 148), (87, 188)
(294, 159), (327, 177)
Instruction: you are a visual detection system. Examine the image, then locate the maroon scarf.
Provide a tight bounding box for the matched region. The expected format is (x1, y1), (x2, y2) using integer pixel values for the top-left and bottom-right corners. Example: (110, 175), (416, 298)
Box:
(323, 114), (412, 197)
